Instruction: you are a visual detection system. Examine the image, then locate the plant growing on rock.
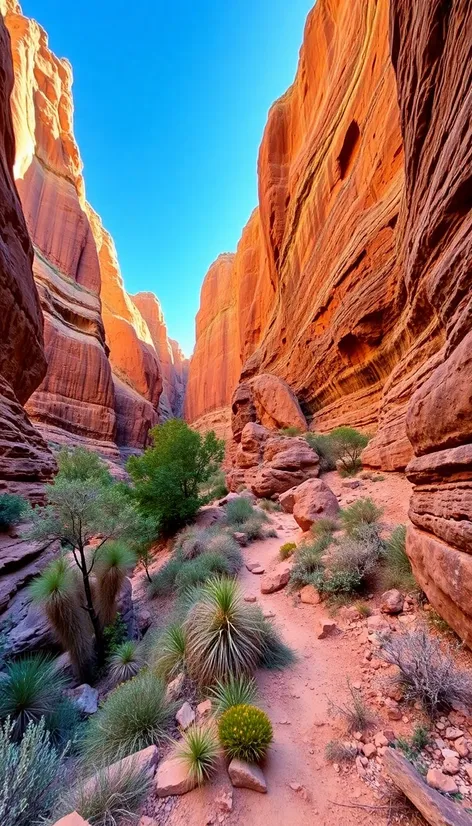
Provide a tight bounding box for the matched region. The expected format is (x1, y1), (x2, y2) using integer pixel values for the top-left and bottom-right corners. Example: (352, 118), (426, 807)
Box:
(0, 493), (29, 531)
(330, 426), (370, 475)
(108, 640), (144, 687)
(56, 760), (151, 826)
(127, 419), (224, 535)
(82, 671), (173, 766)
(176, 725), (220, 786)
(209, 675), (258, 714)
(0, 654), (68, 740)
(219, 704), (273, 763)
(380, 629), (472, 716)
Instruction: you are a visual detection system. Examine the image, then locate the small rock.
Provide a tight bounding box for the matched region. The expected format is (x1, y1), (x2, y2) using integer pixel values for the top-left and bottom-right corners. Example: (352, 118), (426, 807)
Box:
(260, 562), (291, 594)
(300, 584), (321, 605)
(442, 748), (459, 759)
(156, 757), (197, 796)
(53, 814), (90, 826)
(289, 782), (303, 791)
(443, 756), (460, 775)
(234, 532), (248, 546)
(176, 702), (195, 730)
(228, 758), (267, 793)
(341, 479), (362, 489)
(374, 733), (389, 748)
(215, 790), (233, 813)
(445, 727), (464, 740)
(244, 595), (257, 603)
(251, 566), (265, 575)
(380, 589), (404, 615)
(387, 708), (402, 721)
(71, 684), (98, 715)
(317, 619), (339, 639)
(165, 672), (185, 703)
(362, 743), (377, 759)
(196, 699), (212, 719)
(366, 614), (390, 631)
(426, 768), (458, 794)
(463, 764), (472, 782)
(246, 560), (262, 572)
(455, 738), (469, 757)
(355, 756), (366, 777)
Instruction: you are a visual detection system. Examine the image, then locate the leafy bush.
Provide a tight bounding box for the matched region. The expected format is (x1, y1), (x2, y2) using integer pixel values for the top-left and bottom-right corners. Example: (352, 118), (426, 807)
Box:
(148, 554), (183, 598)
(174, 526), (212, 560)
(243, 513), (269, 540)
(0, 718), (65, 826)
(325, 739), (357, 763)
(380, 629), (472, 716)
(109, 640), (144, 686)
(209, 675), (258, 714)
(174, 551), (232, 591)
(0, 494), (28, 531)
(226, 497), (255, 526)
(185, 577), (263, 685)
(175, 725), (219, 786)
(279, 426), (302, 437)
(205, 469), (228, 500)
(103, 613), (128, 657)
(56, 445), (113, 484)
(206, 533), (243, 574)
(330, 427), (370, 475)
(340, 498), (383, 536)
(279, 541), (296, 560)
(219, 704), (273, 763)
(127, 419), (224, 535)
(288, 535), (331, 590)
(304, 433), (337, 471)
(58, 760), (151, 826)
(150, 623), (187, 680)
(329, 680), (376, 733)
(0, 654), (68, 740)
(382, 526), (416, 591)
(82, 672), (173, 766)
(311, 517), (339, 538)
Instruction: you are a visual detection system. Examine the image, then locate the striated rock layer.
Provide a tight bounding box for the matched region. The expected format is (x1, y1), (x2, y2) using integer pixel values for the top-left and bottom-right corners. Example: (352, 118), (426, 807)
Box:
(0, 6), (55, 498)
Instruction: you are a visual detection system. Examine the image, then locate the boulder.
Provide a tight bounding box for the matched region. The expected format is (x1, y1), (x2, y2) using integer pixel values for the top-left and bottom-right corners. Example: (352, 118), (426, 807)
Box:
(380, 589), (404, 615)
(70, 684), (98, 715)
(85, 746), (159, 795)
(426, 768), (458, 795)
(291, 479), (340, 531)
(279, 487), (298, 514)
(156, 756), (197, 797)
(52, 815), (90, 826)
(228, 758), (267, 793)
(300, 584), (321, 605)
(176, 702), (195, 730)
(196, 699), (212, 719)
(260, 561), (291, 594)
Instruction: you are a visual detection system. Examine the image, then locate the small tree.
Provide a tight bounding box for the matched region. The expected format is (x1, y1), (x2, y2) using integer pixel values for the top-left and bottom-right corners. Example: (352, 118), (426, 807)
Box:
(127, 419), (224, 535)
(29, 450), (141, 671)
(330, 427), (370, 475)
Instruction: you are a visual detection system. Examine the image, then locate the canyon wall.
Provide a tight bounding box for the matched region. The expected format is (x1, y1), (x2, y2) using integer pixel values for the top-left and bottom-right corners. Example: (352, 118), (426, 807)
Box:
(1, 0), (185, 463)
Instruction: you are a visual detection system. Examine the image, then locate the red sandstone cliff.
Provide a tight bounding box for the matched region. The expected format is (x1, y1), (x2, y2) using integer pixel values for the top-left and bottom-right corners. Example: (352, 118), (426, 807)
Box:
(0, 6), (55, 498)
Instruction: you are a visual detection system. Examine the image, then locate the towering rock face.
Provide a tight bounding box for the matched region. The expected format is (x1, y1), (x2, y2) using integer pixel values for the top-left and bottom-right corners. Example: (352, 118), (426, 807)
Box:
(0, 7), (55, 498)
(186, 0), (404, 445)
(389, 0), (472, 644)
(132, 292), (189, 419)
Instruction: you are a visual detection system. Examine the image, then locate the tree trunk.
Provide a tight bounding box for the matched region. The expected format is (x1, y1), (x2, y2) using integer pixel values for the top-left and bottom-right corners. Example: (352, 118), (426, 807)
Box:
(78, 542), (106, 665)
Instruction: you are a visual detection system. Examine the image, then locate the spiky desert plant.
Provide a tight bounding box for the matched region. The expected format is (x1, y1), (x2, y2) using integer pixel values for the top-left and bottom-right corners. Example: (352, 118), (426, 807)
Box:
(225, 497), (255, 526)
(382, 525), (416, 591)
(150, 623), (187, 680)
(185, 577), (263, 685)
(174, 526), (213, 560)
(209, 675), (258, 714)
(108, 640), (144, 687)
(206, 532), (243, 574)
(329, 679), (376, 733)
(58, 760), (151, 826)
(218, 704), (273, 763)
(81, 671), (173, 766)
(175, 725), (219, 786)
(257, 615), (296, 670)
(29, 556), (94, 680)
(0, 654), (68, 740)
(94, 541), (136, 627)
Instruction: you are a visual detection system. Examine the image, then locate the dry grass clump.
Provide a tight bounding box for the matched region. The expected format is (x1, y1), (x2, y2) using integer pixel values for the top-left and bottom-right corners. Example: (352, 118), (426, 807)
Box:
(380, 628), (472, 717)
(381, 525), (417, 592)
(329, 680), (376, 733)
(58, 760), (152, 826)
(325, 739), (357, 763)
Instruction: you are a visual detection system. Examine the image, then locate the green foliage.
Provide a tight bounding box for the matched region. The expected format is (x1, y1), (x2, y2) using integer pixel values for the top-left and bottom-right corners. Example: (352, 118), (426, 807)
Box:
(243, 513), (269, 540)
(226, 497), (255, 526)
(279, 426), (302, 437)
(82, 672), (173, 766)
(0, 654), (68, 740)
(427, 609), (455, 636)
(209, 675), (258, 714)
(0, 493), (28, 531)
(382, 526), (416, 591)
(176, 725), (219, 786)
(259, 498), (281, 512)
(127, 419), (224, 535)
(330, 427), (370, 474)
(206, 532), (243, 574)
(45, 697), (83, 750)
(174, 551), (231, 591)
(103, 614), (128, 657)
(329, 680), (376, 733)
(325, 739), (357, 763)
(60, 761), (151, 826)
(185, 577), (263, 685)
(56, 446), (113, 485)
(219, 704), (273, 763)
(395, 726), (430, 771)
(288, 535), (331, 590)
(174, 526), (211, 560)
(311, 568), (362, 596)
(355, 601), (372, 618)
(203, 469), (228, 501)
(0, 718), (65, 826)
(109, 641), (144, 687)
(150, 623), (187, 680)
(257, 616), (296, 670)
(311, 517), (339, 538)
(411, 725), (430, 752)
(304, 432), (337, 471)
(148, 554), (183, 597)
(279, 541), (296, 560)
(340, 498), (383, 536)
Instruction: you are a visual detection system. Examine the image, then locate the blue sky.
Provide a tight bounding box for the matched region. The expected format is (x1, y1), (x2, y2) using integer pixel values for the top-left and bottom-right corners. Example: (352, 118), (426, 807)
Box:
(21, 0), (313, 355)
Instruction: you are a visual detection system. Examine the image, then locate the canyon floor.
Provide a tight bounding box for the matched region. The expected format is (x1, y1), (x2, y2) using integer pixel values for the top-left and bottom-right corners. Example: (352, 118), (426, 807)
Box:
(132, 472), (440, 826)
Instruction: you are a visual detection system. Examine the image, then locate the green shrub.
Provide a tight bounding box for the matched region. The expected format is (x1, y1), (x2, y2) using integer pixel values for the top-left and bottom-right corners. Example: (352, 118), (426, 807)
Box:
(340, 498), (383, 536)
(150, 623), (187, 680)
(209, 675), (258, 714)
(206, 533), (243, 574)
(59, 760), (151, 826)
(148, 554), (183, 597)
(175, 725), (219, 786)
(330, 427), (370, 475)
(279, 541), (296, 560)
(382, 526), (416, 591)
(174, 551), (231, 591)
(0, 718), (65, 826)
(0, 494), (28, 531)
(0, 654), (68, 740)
(279, 426), (302, 437)
(311, 517), (339, 538)
(304, 433), (337, 471)
(56, 446), (113, 484)
(311, 568), (362, 596)
(288, 535), (331, 590)
(257, 616), (296, 670)
(243, 513), (269, 540)
(259, 498), (281, 512)
(127, 419), (224, 535)
(109, 640), (144, 686)
(81, 672), (173, 766)
(174, 526), (212, 560)
(355, 601), (372, 618)
(226, 497), (255, 526)
(219, 704), (273, 763)
(46, 697), (83, 750)
(103, 613), (128, 657)
(205, 469), (228, 501)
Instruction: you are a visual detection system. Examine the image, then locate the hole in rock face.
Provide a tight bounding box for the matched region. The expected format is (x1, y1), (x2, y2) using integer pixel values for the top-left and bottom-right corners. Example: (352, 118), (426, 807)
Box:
(338, 120), (361, 179)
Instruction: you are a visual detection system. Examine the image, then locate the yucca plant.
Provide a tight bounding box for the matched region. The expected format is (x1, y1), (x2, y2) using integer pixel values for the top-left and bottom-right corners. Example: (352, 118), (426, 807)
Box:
(175, 725), (219, 786)
(108, 640), (144, 687)
(57, 760), (151, 826)
(94, 542), (137, 627)
(219, 704), (273, 763)
(81, 671), (173, 766)
(209, 675), (258, 714)
(150, 623), (187, 680)
(185, 577), (263, 685)
(0, 654), (68, 740)
(29, 557), (94, 680)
